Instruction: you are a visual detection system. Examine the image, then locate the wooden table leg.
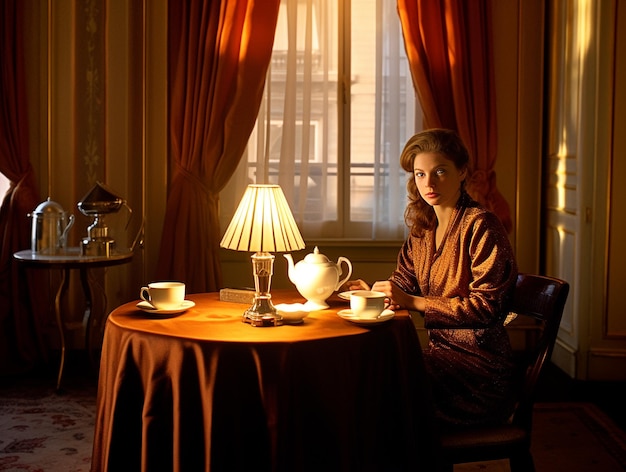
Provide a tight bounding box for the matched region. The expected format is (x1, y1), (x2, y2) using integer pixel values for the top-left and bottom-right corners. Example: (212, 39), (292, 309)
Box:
(54, 268), (70, 391)
(80, 267), (99, 367)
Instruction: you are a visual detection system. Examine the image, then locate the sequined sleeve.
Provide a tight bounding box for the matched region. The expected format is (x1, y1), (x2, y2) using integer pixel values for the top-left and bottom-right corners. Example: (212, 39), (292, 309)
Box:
(389, 239), (421, 295)
(422, 210), (517, 329)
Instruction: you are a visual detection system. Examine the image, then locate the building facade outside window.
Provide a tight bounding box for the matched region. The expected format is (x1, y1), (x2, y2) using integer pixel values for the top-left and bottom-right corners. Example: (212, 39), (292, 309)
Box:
(220, 0), (420, 242)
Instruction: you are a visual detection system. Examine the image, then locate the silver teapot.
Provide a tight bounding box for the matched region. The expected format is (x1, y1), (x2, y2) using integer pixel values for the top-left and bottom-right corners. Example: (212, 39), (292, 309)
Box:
(29, 198), (75, 255)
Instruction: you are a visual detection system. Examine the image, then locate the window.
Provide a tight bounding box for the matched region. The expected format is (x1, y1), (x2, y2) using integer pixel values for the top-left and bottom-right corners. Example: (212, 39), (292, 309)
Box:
(220, 0), (420, 241)
(0, 173), (9, 202)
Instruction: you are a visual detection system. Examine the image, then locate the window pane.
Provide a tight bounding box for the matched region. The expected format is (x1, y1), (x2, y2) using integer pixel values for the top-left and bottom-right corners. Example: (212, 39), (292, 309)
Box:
(0, 173), (10, 201)
(349, 0), (415, 239)
(219, 0), (417, 241)
(234, 0), (340, 237)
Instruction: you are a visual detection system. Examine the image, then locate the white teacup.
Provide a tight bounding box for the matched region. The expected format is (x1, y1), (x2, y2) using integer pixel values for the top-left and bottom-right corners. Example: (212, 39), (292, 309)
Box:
(140, 281), (186, 310)
(350, 290), (390, 319)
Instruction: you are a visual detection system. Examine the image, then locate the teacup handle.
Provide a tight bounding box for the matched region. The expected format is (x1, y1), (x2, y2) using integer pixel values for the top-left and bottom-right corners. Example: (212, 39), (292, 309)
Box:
(335, 257), (353, 291)
(375, 299), (392, 318)
(140, 286), (151, 303)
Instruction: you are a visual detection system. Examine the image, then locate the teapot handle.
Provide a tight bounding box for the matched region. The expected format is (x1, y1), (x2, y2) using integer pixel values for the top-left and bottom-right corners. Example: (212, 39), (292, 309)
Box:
(335, 257), (353, 291)
(122, 202), (133, 230)
(59, 214), (75, 249)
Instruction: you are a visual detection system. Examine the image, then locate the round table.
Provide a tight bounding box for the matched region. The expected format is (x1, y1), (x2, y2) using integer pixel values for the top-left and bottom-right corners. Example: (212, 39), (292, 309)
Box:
(13, 247), (133, 390)
(91, 291), (438, 471)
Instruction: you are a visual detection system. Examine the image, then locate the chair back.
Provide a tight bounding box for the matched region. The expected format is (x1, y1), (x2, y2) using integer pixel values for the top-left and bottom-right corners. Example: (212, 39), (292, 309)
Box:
(508, 273), (569, 430)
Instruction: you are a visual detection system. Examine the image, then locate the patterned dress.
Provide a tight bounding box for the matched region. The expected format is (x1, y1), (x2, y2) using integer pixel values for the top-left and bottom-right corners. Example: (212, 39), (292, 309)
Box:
(390, 192), (518, 428)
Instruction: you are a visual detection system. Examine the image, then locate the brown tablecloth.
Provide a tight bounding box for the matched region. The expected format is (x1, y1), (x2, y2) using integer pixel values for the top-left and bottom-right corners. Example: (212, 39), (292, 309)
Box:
(91, 291), (438, 471)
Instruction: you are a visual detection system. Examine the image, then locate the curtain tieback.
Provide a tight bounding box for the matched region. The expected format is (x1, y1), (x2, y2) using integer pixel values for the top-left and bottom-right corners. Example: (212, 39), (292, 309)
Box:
(174, 164), (216, 204)
(14, 165), (36, 191)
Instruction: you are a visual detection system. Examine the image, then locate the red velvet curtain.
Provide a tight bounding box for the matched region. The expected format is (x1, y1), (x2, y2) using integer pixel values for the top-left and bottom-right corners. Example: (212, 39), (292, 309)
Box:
(0, 0), (46, 373)
(156, 0), (281, 293)
(397, 0), (512, 232)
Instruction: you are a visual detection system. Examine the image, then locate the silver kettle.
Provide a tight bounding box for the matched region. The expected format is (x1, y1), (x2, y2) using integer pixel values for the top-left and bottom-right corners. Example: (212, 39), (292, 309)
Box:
(29, 198), (75, 255)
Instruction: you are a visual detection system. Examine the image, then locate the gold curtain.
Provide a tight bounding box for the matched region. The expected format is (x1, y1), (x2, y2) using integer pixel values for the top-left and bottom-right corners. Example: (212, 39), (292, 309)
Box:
(397, 0), (512, 232)
(0, 0), (47, 373)
(156, 0), (281, 293)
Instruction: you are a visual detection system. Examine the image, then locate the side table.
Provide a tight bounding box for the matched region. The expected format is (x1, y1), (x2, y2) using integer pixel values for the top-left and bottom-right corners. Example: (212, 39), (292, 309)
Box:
(13, 247), (133, 390)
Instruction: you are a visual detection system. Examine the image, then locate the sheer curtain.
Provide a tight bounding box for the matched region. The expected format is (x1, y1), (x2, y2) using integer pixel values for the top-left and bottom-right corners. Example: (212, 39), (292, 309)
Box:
(220, 0), (415, 241)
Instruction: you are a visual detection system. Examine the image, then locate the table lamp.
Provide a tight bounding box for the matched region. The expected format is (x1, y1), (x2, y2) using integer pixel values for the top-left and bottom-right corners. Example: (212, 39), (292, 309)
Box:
(220, 184), (306, 326)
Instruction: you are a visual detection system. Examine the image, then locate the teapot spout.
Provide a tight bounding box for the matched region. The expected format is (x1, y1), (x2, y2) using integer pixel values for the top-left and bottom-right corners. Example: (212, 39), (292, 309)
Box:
(284, 253), (296, 284)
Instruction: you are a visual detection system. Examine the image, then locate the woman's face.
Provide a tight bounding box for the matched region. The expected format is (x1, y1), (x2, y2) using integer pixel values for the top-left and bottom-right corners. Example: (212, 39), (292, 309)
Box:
(413, 152), (466, 209)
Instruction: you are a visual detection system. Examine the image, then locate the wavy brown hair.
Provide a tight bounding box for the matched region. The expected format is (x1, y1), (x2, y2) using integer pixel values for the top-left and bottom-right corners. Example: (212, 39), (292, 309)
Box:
(400, 129), (470, 237)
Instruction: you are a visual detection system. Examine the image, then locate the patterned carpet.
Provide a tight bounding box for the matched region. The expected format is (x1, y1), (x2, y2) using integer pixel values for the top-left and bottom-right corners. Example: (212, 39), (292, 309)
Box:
(1, 377), (625, 471)
(0, 391), (94, 472)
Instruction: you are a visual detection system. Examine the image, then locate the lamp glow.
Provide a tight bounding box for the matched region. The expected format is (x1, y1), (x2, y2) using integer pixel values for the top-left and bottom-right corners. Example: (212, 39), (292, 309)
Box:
(220, 184), (305, 326)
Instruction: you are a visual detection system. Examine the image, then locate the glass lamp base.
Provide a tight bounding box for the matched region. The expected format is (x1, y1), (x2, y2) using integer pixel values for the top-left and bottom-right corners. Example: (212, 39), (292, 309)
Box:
(243, 295), (283, 327)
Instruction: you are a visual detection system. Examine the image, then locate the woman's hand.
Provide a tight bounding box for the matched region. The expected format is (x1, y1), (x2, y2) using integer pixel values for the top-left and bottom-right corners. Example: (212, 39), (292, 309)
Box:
(339, 279), (371, 291)
(371, 280), (399, 309)
(371, 280), (425, 312)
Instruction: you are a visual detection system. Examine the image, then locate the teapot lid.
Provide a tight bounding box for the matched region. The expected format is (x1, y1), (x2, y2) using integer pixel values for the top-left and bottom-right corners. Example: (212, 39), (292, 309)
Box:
(77, 181), (125, 215)
(31, 197), (67, 217)
(303, 246), (330, 264)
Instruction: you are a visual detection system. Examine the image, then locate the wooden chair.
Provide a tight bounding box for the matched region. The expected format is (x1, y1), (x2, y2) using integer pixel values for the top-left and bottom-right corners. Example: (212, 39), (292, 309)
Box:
(438, 273), (570, 472)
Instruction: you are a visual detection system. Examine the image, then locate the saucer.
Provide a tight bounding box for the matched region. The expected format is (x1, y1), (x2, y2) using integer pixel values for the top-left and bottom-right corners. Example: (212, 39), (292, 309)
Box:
(136, 300), (195, 315)
(338, 290), (358, 301)
(337, 309), (395, 325)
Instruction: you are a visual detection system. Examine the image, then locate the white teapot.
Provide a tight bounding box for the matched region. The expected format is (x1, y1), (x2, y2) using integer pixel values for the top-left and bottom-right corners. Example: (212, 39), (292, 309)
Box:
(284, 247), (352, 309)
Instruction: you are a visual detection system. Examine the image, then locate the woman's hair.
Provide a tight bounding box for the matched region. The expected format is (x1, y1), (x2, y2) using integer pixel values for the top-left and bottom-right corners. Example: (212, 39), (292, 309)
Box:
(400, 128), (470, 237)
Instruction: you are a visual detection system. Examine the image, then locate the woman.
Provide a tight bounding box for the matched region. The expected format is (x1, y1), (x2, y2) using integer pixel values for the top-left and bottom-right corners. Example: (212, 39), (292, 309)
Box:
(348, 129), (518, 429)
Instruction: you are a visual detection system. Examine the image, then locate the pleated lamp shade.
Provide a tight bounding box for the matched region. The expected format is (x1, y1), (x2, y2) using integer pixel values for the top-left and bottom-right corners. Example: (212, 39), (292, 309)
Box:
(220, 184), (305, 253)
